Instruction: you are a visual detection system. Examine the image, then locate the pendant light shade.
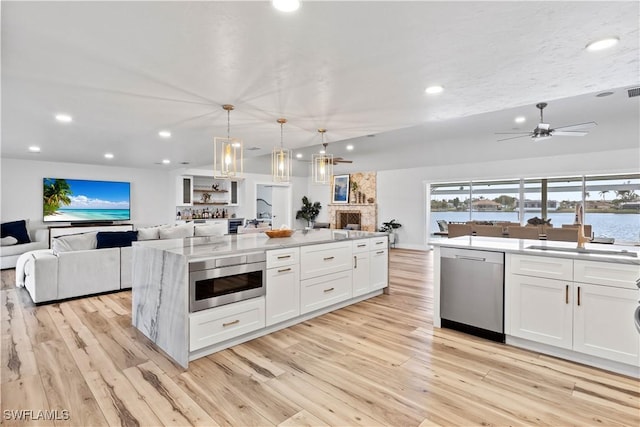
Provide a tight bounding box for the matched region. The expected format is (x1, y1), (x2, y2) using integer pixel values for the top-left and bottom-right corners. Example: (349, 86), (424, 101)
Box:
(214, 104), (243, 178)
(272, 118), (292, 182)
(312, 128), (333, 184)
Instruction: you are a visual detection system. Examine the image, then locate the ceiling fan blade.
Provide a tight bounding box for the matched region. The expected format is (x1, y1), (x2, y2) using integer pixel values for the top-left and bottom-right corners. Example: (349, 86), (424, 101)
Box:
(495, 132), (531, 135)
(551, 130), (589, 136)
(497, 134), (532, 142)
(552, 121), (597, 132)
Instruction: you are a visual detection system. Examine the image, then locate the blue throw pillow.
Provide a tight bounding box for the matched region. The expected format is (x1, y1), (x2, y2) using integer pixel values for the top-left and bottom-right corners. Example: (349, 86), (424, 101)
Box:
(1, 220), (31, 244)
(96, 231), (138, 248)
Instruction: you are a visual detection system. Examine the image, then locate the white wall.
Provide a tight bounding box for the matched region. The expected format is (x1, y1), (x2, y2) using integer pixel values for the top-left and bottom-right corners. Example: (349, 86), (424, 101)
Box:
(377, 148), (640, 250)
(1, 158), (173, 230)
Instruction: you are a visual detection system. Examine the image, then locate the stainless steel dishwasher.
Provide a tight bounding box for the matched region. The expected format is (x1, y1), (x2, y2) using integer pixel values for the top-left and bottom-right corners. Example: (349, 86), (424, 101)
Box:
(440, 247), (505, 342)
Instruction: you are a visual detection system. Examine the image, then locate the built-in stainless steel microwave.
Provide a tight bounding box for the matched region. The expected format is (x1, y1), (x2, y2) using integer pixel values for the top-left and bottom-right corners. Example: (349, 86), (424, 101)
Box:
(188, 252), (266, 312)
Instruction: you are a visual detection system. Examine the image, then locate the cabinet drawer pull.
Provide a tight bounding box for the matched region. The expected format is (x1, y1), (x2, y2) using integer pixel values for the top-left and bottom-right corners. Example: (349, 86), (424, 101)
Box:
(357, 244), (366, 247)
(376, 241), (384, 245)
(577, 286), (581, 306)
(565, 285), (569, 304)
(277, 267), (292, 273)
(323, 287), (335, 293)
(323, 256), (335, 261)
(354, 255), (358, 269)
(376, 250), (385, 255)
(277, 255), (291, 259)
(222, 319), (240, 328)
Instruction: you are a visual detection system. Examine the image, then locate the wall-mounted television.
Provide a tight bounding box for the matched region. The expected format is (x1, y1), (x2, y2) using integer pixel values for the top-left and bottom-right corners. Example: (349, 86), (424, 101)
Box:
(43, 178), (130, 223)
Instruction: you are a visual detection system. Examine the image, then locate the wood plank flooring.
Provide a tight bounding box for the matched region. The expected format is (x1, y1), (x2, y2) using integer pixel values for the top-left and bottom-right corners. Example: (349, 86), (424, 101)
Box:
(1, 249), (638, 426)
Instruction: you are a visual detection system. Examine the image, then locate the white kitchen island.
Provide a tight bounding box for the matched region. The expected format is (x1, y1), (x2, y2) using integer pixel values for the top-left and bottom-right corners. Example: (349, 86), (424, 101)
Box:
(132, 229), (389, 368)
(432, 236), (640, 377)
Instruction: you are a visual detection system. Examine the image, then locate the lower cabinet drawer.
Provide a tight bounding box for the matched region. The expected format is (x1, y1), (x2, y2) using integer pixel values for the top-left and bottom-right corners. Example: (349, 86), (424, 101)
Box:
(189, 297), (265, 351)
(510, 254), (573, 280)
(300, 270), (353, 314)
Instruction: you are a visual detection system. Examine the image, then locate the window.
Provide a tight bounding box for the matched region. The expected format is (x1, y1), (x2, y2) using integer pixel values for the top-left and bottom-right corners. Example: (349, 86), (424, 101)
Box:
(427, 173), (640, 245)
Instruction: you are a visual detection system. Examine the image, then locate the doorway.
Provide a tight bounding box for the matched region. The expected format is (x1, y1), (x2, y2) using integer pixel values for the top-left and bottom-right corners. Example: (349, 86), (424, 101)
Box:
(255, 183), (292, 228)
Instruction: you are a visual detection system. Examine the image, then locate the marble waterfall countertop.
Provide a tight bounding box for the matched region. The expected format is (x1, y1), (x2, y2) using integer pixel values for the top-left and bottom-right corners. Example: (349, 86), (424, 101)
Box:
(134, 228), (387, 261)
(431, 236), (640, 265)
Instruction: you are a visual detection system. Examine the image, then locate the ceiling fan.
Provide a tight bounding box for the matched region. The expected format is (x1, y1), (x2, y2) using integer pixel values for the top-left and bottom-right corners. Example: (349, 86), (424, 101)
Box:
(321, 143), (353, 165)
(496, 102), (597, 142)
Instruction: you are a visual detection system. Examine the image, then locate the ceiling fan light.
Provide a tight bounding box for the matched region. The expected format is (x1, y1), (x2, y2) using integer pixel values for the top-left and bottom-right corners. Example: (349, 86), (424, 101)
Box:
(586, 37), (619, 51)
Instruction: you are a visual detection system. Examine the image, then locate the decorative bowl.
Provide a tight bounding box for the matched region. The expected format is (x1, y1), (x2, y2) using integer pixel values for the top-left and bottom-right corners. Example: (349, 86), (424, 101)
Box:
(264, 229), (295, 238)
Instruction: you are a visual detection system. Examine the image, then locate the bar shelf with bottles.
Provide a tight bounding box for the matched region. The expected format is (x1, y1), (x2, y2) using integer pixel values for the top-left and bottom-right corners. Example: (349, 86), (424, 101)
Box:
(176, 207), (232, 221)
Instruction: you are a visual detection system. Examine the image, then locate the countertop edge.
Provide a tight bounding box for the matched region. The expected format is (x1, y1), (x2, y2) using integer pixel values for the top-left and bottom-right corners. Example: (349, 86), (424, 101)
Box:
(431, 236), (640, 265)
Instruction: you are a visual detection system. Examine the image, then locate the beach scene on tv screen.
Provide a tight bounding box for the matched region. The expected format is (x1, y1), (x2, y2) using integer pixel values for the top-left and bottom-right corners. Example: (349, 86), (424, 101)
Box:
(43, 178), (130, 222)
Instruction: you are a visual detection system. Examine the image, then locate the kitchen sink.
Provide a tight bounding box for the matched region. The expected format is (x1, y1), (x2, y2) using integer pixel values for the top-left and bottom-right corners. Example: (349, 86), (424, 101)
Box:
(525, 245), (638, 258)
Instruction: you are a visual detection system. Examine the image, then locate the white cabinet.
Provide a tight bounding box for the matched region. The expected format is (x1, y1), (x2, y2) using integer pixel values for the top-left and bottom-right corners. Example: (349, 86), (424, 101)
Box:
(300, 270), (353, 314)
(189, 297), (265, 351)
(266, 248), (300, 326)
(300, 241), (352, 280)
(573, 282), (639, 365)
(509, 274), (573, 349)
(300, 241), (353, 314)
(176, 175), (193, 206)
(508, 254), (640, 366)
(573, 260), (639, 365)
(370, 246), (388, 291)
(352, 239), (370, 296)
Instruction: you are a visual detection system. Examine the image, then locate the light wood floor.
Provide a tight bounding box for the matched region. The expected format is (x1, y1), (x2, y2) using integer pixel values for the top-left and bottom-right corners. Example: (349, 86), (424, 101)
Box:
(1, 249), (638, 426)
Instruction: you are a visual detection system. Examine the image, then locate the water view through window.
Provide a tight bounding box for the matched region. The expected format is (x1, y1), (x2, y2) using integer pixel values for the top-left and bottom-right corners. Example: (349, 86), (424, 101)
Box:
(429, 174), (640, 245)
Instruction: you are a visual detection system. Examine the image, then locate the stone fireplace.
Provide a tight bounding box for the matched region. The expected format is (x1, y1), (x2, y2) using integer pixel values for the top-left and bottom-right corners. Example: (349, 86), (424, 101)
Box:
(326, 171), (378, 232)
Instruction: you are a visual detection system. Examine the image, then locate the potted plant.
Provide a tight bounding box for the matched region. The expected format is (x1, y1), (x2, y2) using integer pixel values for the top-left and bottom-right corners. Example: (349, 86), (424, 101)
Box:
(379, 219), (402, 245)
(296, 196), (322, 229)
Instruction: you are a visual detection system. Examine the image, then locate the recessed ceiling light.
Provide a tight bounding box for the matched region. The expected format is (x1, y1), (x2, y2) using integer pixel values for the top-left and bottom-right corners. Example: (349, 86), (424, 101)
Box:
(319, 150), (326, 154)
(596, 91), (614, 97)
(296, 153), (303, 159)
(55, 114), (72, 123)
(425, 85), (444, 94)
(162, 159), (171, 164)
(104, 153), (114, 159)
(514, 116), (526, 124)
(272, 0), (300, 12)
(346, 144), (354, 151)
(28, 146), (41, 153)
(158, 130), (171, 138)
(586, 37), (619, 51)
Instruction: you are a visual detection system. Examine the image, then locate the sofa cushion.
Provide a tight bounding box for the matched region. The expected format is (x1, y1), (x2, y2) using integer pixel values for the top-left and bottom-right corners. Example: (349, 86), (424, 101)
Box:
(1, 236), (18, 246)
(96, 231), (138, 248)
(159, 223), (194, 239)
(137, 224), (170, 241)
(1, 220), (31, 244)
(52, 231), (98, 253)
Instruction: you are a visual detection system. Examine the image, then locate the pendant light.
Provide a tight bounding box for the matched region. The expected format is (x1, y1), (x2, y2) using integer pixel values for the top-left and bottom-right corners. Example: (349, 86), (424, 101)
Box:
(272, 118), (292, 182)
(312, 128), (333, 184)
(213, 104), (243, 178)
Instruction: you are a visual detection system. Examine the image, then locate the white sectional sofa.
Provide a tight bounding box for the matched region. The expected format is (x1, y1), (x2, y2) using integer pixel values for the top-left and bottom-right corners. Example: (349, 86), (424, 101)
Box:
(1, 220), (49, 269)
(16, 222), (223, 304)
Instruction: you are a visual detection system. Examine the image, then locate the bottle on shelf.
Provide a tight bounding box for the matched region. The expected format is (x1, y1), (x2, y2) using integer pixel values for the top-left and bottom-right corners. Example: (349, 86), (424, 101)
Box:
(176, 210), (181, 220)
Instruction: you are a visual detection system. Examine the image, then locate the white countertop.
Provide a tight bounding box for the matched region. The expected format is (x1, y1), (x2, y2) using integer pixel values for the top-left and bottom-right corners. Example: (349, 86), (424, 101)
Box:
(135, 229), (387, 262)
(431, 236), (640, 265)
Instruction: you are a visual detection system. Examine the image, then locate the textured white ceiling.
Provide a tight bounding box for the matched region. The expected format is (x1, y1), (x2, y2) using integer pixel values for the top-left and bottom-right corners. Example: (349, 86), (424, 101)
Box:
(1, 1), (639, 171)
